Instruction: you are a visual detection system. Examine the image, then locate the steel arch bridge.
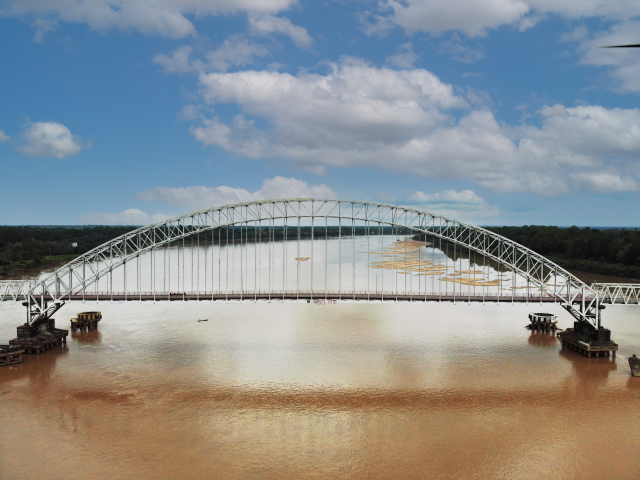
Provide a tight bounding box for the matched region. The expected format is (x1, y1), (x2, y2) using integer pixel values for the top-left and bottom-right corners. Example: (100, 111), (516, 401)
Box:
(1, 199), (635, 327)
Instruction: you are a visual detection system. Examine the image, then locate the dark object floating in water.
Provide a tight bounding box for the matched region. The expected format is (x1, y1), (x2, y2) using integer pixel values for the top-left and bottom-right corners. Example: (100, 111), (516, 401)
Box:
(197, 319), (208, 323)
(629, 355), (640, 377)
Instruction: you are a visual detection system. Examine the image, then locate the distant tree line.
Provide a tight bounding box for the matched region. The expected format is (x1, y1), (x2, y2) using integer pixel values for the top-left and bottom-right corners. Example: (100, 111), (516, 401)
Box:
(1, 224), (638, 280)
(0, 226), (137, 276)
(486, 226), (640, 280)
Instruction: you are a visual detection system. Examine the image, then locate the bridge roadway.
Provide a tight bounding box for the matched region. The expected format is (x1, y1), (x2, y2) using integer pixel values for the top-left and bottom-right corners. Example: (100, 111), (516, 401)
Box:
(24, 291), (587, 303)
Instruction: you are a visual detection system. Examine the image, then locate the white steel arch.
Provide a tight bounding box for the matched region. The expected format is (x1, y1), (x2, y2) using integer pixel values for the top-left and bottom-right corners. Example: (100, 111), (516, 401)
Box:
(1, 199), (603, 326)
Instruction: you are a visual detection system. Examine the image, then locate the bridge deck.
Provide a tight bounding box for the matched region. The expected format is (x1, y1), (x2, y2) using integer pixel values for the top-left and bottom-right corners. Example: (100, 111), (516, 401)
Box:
(23, 292), (593, 303)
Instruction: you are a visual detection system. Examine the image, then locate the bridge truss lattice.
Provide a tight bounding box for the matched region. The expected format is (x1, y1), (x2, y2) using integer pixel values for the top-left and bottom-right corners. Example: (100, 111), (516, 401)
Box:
(592, 283), (640, 305)
(0, 199), (607, 326)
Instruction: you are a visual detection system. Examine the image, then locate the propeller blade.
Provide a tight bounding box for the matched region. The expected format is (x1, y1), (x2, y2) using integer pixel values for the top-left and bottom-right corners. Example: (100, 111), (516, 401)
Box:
(599, 44), (640, 48)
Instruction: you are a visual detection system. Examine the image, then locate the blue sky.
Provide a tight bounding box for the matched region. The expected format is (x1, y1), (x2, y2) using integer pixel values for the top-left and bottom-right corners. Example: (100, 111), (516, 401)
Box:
(1, 0), (639, 226)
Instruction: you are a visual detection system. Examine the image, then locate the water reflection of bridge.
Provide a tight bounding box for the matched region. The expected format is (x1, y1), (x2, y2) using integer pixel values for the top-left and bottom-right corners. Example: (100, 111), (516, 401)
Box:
(0, 199), (637, 328)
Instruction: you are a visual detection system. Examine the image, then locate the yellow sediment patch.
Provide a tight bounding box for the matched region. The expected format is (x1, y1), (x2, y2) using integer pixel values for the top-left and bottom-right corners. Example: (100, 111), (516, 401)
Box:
(370, 260), (434, 266)
(441, 277), (501, 286)
(449, 271), (484, 276)
(365, 238), (449, 274)
(371, 263), (445, 270)
(295, 257), (310, 261)
(369, 253), (424, 257)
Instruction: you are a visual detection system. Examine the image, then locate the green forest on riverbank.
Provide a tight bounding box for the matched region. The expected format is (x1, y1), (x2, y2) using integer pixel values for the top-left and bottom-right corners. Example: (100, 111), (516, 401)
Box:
(486, 226), (640, 280)
(0, 226), (137, 276)
(0, 225), (638, 280)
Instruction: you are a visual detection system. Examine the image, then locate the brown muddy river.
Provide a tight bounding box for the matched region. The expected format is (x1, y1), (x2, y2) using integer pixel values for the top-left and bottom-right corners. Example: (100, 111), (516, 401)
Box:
(1, 300), (639, 479)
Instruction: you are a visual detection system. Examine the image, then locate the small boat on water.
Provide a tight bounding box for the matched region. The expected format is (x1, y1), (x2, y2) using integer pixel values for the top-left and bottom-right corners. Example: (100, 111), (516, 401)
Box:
(629, 355), (640, 377)
(197, 319), (208, 323)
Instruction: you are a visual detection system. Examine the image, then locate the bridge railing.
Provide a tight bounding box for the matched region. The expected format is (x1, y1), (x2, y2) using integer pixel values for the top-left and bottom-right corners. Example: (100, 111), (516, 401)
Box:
(25, 289), (571, 302)
(8, 281), (635, 304)
(0, 280), (37, 302)
(592, 283), (640, 305)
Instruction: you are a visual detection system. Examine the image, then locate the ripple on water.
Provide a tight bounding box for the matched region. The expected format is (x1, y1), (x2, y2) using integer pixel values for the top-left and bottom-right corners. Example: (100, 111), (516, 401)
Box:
(0, 300), (639, 480)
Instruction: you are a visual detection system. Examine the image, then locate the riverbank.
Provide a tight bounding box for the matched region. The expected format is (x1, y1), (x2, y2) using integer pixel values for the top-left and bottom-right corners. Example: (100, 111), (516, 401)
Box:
(0, 254), (78, 280)
(567, 269), (639, 285)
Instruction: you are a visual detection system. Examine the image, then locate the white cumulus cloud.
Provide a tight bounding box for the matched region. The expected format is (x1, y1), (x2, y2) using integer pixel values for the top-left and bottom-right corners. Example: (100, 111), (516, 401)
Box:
(18, 121), (90, 159)
(407, 189), (500, 221)
(0, 131), (10, 143)
(369, 0), (529, 37)
(77, 209), (170, 225)
(204, 36), (270, 72)
(153, 45), (195, 73)
(135, 176), (336, 211)
(154, 37), (270, 74)
(364, 0), (640, 38)
(5, 0), (297, 40)
(192, 57), (468, 174)
(186, 60), (640, 195)
(569, 172), (637, 193)
(31, 18), (57, 43)
(570, 21), (640, 93)
(190, 115), (269, 159)
(385, 42), (419, 69)
(522, 104), (640, 161)
(438, 36), (485, 63)
(248, 14), (312, 48)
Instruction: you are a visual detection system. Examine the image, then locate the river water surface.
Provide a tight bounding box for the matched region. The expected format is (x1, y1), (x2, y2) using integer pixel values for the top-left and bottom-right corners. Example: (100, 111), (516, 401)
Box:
(1, 238), (639, 479)
(1, 299), (638, 479)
